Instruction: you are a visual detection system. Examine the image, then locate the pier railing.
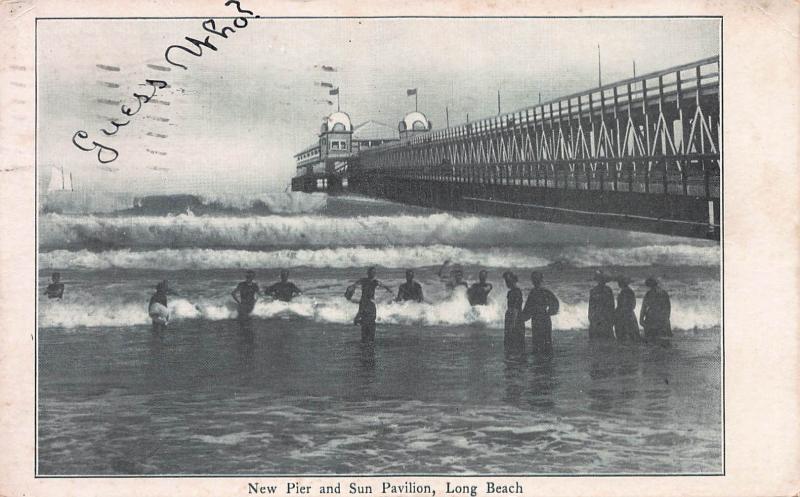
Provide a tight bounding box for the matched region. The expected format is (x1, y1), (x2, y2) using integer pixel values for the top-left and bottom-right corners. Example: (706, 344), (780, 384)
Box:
(358, 56), (720, 201)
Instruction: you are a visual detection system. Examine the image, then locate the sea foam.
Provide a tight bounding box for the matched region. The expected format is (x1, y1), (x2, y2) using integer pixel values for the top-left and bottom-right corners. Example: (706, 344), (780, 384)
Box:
(39, 287), (720, 331)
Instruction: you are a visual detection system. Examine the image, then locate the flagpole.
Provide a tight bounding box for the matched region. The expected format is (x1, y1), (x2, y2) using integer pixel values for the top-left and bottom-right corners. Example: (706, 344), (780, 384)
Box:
(415, 92), (418, 112)
(633, 60), (636, 78)
(446, 106), (449, 128)
(597, 44), (602, 87)
(337, 91), (340, 111)
(497, 90), (501, 115)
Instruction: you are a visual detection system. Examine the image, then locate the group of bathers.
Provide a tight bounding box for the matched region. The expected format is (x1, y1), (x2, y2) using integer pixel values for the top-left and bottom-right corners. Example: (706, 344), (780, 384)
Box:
(45, 262), (672, 347)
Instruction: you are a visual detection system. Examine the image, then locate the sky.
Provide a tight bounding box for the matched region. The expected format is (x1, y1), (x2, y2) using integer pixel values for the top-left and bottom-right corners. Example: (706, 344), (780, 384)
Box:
(37, 16), (719, 194)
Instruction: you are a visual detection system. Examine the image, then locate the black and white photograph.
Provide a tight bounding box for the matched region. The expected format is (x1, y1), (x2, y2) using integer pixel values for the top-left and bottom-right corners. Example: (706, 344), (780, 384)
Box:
(33, 12), (722, 476)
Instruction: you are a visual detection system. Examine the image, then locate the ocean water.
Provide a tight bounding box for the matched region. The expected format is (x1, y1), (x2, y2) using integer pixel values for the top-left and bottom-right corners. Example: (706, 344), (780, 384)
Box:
(37, 192), (722, 475)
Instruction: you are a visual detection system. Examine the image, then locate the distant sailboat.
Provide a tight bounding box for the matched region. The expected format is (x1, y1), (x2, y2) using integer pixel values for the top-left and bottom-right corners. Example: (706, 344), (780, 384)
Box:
(42, 166), (78, 214)
(47, 166), (74, 192)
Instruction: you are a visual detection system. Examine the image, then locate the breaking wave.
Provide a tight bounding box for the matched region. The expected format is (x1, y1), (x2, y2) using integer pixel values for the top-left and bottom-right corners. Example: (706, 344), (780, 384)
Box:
(38, 213), (561, 249)
(191, 192), (327, 214)
(42, 192), (331, 216)
(41, 246), (548, 270)
(39, 212), (720, 253)
(38, 287), (719, 331)
(40, 244), (719, 270)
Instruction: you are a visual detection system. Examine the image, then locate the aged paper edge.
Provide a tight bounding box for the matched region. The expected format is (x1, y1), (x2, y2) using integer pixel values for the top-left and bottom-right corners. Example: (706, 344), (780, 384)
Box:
(1, 0), (798, 496)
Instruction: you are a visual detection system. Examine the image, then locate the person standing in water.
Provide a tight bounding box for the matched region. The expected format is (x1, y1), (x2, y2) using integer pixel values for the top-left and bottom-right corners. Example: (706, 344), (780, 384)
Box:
(640, 276), (672, 343)
(347, 266), (392, 343)
(45, 272), (64, 299)
(148, 280), (170, 333)
(588, 271), (615, 340)
(502, 272), (525, 353)
(521, 271), (560, 354)
(614, 276), (640, 341)
(264, 269), (302, 302)
(396, 269), (424, 303)
(438, 260), (469, 291)
(467, 269), (493, 306)
(232, 270), (260, 324)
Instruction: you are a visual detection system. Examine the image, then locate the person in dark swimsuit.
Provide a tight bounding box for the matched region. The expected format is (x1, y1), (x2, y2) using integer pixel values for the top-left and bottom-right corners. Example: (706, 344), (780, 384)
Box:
(232, 270), (260, 324)
(148, 280), (170, 333)
(45, 272), (64, 299)
(588, 271), (615, 340)
(521, 271), (560, 354)
(467, 269), (493, 305)
(264, 269), (302, 302)
(614, 276), (640, 341)
(396, 269), (424, 303)
(347, 266), (392, 342)
(640, 276), (672, 344)
(502, 271), (525, 353)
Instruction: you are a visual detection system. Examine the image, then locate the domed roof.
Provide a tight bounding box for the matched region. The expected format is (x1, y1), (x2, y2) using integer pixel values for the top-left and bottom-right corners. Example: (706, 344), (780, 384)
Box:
(399, 111), (431, 132)
(322, 111), (352, 133)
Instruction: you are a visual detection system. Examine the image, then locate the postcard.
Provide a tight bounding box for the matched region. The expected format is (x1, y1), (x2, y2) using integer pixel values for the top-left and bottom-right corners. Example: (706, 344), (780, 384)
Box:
(1, 1), (798, 496)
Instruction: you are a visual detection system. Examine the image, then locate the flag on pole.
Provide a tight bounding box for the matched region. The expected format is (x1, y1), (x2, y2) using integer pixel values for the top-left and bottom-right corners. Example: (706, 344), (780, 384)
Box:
(407, 88), (417, 96)
(329, 88), (339, 95)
